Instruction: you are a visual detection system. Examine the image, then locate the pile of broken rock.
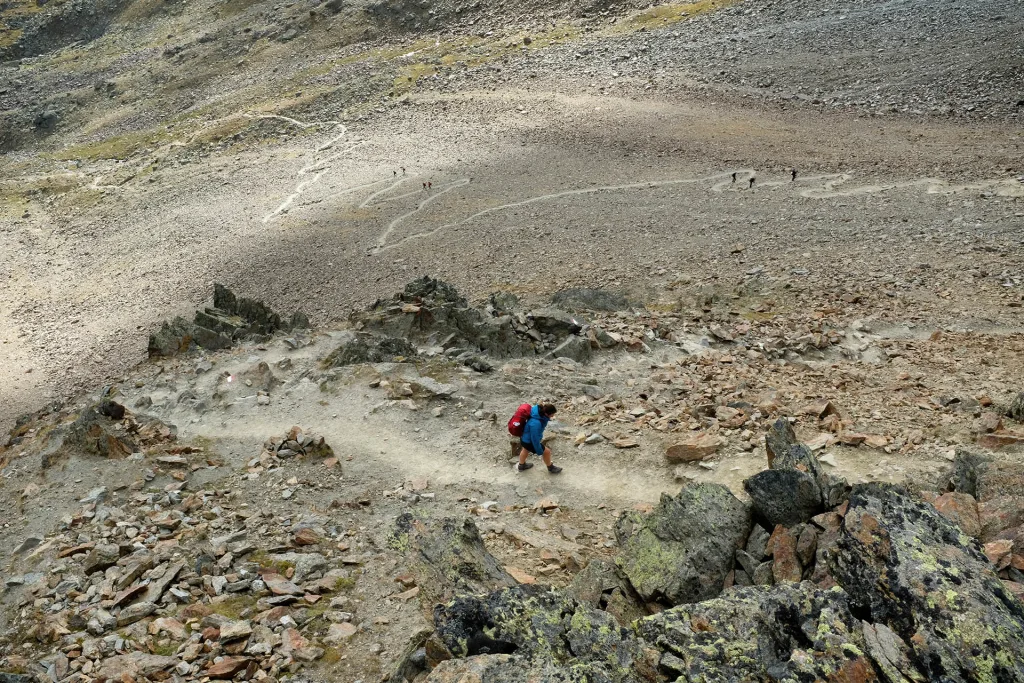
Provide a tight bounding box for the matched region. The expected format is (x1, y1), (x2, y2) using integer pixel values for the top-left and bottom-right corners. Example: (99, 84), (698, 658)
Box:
(386, 419), (1024, 682)
(0, 430), (365, 683)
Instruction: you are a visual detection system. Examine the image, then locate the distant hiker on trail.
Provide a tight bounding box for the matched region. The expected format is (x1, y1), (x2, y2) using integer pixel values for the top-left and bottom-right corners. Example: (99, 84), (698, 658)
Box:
(422, 182), (427, 190)
(401, 167), (406, 175)
(393, 170), (397, 177)
(428, 181), (433, 189)
(791, 169), (798, 181)
(731, 172), (737, 183)
(749, 176), (756, 189)
(508, 403), (562, 474)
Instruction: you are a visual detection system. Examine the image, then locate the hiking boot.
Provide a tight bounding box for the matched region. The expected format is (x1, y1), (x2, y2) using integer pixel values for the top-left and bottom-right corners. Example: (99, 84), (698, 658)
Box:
(547, 464), (562, 474)
(517, 462), (534, 472)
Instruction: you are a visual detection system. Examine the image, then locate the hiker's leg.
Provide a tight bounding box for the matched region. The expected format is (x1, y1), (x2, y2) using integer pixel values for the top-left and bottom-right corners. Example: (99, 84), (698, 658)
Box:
(542, 447), (552, 467)
(519, 448), (530, 465)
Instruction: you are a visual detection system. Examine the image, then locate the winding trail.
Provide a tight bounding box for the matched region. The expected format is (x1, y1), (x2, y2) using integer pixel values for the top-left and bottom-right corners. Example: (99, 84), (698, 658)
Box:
(364, 170), (1023, 253)
(257, 114), (358, 224)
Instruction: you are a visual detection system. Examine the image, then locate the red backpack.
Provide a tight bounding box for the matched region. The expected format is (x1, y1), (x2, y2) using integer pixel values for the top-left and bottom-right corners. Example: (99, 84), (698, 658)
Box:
(508, 403), (533, 437)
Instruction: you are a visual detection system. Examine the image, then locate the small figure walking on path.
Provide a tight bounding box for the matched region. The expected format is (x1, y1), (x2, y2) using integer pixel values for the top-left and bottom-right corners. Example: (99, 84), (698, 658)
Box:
(749, 176), (756, 189)
(507, 403), (562, 474)
(791, 169), (798, 182)
(422, 182), (427, 190)
(731, 172), (737, 183)
(428, 181), (432, 190)
(393, 170), (397, 177)
(401, 167), (406, 175)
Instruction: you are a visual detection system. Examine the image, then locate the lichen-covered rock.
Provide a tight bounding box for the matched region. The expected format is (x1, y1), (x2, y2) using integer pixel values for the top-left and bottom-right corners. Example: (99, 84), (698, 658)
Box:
(431, 586), (657, 682)
(388, 515), (516, 606)
(614, 483), (750, 606)
(831, 483), (1024, 682)
(565, 559), (648, 626)
(636, 583), (878, 682)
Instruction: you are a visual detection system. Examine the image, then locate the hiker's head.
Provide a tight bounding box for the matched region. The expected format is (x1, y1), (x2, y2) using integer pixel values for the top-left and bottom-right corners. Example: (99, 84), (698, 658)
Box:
(540, 403), (557, 416)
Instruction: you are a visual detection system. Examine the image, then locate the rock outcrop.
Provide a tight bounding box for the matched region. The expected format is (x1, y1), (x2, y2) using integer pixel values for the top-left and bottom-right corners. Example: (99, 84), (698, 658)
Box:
(636, 582), (877, 681)
(351, 277), (619, 369)
(398, 468), (1024, 683)
(148, 284), (307, 358)
(614, 483), (751, 606)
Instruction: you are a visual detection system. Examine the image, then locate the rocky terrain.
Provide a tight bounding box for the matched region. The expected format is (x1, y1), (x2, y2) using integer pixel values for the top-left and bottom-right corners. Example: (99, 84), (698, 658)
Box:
(1, 278), (1024, 682)
(2, 0), (1024, 679)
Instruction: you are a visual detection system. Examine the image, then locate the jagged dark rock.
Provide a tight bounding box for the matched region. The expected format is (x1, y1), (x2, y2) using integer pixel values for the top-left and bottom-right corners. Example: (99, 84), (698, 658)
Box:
(1005, 391), (1024, 422)
(388, 514), (517, 606)
(527, 307), (586, 336)
(745, 418), (848, 526)
(614, 483), (751, 606)
(831, 483), (1024, 682)
(69, 404), (137, 458)
(636, 582), (877, 682)
(744, 468), (823, 528)
(321, 333), (418, 367)
(565, 558), (648, 625)
(148, 284), (307, 358)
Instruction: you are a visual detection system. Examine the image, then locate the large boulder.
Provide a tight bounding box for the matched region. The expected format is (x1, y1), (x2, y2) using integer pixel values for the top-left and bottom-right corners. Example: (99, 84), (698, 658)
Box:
(527, 307), (585, 336)
(743, 469), (823, 528)
(745, 419), (848, 527)
(636, 583), (879, 682)
(388, 515), (516, 606)
(614, 483), (751, 606)
(430, 585), (657, 682)
(831, 483), (1024, 682)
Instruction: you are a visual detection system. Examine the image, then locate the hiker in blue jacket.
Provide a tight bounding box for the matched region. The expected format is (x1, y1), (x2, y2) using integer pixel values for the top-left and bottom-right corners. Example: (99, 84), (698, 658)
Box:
(517, 403), (562, 474)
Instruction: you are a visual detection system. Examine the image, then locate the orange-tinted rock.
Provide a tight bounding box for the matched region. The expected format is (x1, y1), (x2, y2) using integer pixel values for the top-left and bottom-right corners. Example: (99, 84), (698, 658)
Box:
(205, 657), (250, 679)
(666, 434), (721, 462)
(293, 528), (320, 546)
(984, 540), (1014, 570)
(979, 496), (1024, 542)
(770, 527), (802, 584)
(933, 492), (981, 538)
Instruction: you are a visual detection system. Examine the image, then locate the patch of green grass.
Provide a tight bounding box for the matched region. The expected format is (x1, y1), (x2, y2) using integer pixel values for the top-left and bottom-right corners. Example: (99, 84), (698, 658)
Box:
(248, 550), (295, 575)
(208, 595), (257, 619)
(52, 128), (169, 161)
(605, 0), (735, 34)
